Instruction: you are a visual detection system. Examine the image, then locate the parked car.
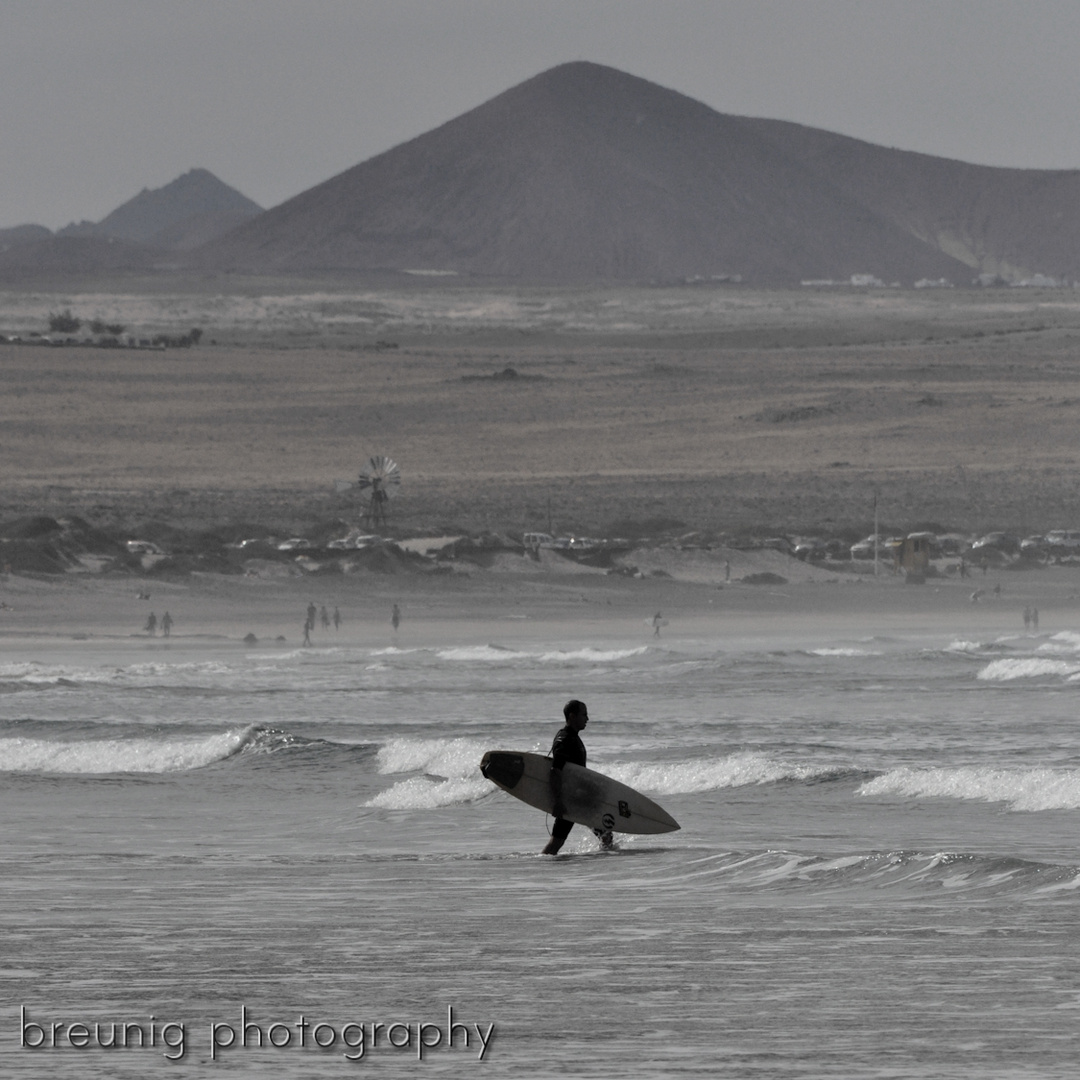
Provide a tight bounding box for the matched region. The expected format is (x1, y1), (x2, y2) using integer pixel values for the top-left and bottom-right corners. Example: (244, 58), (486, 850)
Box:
(970, 532), (1018, 556)
(792, 537), (827, 561)
(327, 534), (380, 550)
(824, 538), (849, 559)
(761, 537), (793, 554)
(125, 540), (163, 555)
(850, 535), (884, 559)
(1045, 530), (1080, 553)
(1019, 535), (1047, 558)
(936, 533), (970, 556)
(277, 538), (313, 551)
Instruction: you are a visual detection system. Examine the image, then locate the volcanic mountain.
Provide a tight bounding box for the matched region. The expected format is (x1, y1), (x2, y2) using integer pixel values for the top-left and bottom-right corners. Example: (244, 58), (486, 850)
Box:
(196, 62), (1080, 285)
(63, 168), (263, 251)
(0, 169), (262, 280)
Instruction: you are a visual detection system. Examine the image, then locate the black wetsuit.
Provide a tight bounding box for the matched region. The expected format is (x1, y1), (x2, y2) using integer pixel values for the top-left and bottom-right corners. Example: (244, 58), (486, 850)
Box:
(548, 725), (586, 848)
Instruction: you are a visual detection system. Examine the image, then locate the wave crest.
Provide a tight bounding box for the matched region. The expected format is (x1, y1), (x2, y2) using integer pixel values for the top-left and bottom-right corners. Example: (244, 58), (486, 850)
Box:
(859, 765), (1080, 811)
(0, 726), (260, 774)
(976, 658), (1080, 681)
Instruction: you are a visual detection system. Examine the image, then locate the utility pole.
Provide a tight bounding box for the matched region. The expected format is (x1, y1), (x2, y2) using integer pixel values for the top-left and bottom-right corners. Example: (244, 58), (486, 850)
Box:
(873, 491), (880, 577)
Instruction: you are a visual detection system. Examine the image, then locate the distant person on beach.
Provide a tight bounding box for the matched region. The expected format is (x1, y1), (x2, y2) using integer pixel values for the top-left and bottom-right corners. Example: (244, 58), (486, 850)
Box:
(333, 607), (341, 630)
(1032, 607), (1039, 630)
(653, 611), (663, 637)
(320, 605), (330, 630)
(307, 601), (317, 629)
(391, 604), (401, 634)
(144, 611), (157, 636)
(725, 560), (731, 582)
(161, 611), (173, 638)
(302, 619), (312, 647)
(542, 699), (612, 855)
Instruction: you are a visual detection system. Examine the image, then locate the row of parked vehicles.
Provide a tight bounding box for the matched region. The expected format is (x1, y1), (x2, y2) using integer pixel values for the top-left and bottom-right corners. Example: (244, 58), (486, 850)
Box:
(779, 530), (1080, 563)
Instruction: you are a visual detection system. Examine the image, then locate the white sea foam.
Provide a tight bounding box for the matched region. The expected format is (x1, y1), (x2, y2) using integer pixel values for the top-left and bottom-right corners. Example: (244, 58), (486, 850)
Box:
(434, 645), (647, 663)
(374, 736), (496, 778)
(366, 737), (498, 809)
(976, 658), (1080, 681)
(0, 727), (253, 774)
(0, 662), (117, 685)
(859, 766), (1080, 811)
(808, 648), (880, 657)
(435, 646), (530, 662)
(945, 640), (987, 654)
(1036, 631), (1080, 656)
(124, 661), (235, 678)
(365, 775), (492, 810)
(536, 647), (648, 662)
(603, 752), (831, 794)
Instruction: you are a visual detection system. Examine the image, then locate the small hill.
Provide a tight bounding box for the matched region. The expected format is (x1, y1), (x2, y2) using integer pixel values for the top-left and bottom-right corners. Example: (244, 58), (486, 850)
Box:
(0, 224), (52, 250)
(90, 168), (262, 249)
(0, 169), (263, 279)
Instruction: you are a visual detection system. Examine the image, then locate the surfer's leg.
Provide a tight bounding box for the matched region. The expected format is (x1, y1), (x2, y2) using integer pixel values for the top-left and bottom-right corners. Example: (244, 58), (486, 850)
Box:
(542, 817), (574, 855)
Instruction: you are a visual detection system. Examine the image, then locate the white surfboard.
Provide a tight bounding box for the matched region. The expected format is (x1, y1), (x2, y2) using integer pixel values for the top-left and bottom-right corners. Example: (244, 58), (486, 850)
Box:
(479, 750), (680, 835)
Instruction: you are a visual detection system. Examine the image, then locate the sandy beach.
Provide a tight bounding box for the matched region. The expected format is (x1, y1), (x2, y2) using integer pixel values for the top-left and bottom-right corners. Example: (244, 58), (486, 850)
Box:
(1, 544), (1073, 653)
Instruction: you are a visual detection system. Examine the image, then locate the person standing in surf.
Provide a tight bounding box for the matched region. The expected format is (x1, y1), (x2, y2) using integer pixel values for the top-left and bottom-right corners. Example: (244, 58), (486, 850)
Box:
(542, 699), (613, 855)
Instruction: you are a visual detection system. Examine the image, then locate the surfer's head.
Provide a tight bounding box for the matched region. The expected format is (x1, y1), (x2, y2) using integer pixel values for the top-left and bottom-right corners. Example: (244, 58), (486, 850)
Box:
(563, 699), (589, 730)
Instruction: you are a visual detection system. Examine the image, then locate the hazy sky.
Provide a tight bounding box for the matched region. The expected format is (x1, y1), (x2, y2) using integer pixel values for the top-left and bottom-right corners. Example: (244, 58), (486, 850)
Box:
(4, 0), (1080, 229)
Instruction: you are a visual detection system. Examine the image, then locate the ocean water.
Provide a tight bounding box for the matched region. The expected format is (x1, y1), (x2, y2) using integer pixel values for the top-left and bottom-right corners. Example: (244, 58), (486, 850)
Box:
(2, 625), (1079, 1077)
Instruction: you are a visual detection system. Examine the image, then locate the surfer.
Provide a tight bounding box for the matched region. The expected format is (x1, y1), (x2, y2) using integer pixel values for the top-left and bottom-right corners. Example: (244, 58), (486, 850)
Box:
(542, 699), (613, 854)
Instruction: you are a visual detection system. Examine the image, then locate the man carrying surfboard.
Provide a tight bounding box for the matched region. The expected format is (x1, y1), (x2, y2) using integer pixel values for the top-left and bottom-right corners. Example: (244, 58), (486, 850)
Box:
(542, 700), (613, 854)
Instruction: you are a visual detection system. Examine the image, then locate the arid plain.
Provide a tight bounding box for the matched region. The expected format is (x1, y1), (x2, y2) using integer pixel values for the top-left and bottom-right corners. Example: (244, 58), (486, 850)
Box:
(3, 282), (1080, 537)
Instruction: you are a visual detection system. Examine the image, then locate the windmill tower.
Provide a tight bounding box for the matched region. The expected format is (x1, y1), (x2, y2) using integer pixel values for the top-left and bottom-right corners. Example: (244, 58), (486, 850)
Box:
(353, 455), (401, 528)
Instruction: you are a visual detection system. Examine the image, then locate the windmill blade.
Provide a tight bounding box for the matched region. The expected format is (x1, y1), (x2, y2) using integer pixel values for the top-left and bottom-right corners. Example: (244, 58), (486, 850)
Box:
(357, 455), (401, 499)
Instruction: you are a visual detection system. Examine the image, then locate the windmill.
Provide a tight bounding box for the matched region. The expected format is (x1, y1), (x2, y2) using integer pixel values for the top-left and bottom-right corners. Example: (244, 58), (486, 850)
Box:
(336, 455), (401, 528)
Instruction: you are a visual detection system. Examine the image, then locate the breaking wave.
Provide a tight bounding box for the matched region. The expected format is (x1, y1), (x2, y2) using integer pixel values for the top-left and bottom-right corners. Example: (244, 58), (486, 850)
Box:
(364, 736), (504, 810)
(0, 726), (257, 774)
(364, 741), (855, 810)
(859, 765), (1080, 811)
(667, 848), (1080, 898)
(602, 752), (847, 794)
(0, 725), (328, 775)
(434, 645), (647, 663)
(976, 658), (1080, 681)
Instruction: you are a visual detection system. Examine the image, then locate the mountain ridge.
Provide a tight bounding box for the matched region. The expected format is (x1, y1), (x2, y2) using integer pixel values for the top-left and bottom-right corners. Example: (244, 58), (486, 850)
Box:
(195, 62), (1078, 285)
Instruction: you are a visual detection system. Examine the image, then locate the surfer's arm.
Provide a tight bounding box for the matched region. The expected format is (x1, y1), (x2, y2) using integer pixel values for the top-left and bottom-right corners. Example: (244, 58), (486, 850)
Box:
(549, 757), (566, 819)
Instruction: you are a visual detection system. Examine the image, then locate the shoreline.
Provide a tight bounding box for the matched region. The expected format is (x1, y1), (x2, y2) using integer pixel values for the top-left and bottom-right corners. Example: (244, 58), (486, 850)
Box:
(1, 557), (1070, 652)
